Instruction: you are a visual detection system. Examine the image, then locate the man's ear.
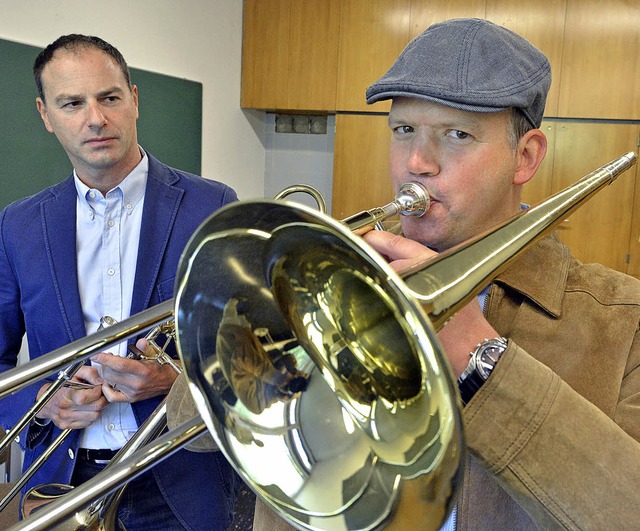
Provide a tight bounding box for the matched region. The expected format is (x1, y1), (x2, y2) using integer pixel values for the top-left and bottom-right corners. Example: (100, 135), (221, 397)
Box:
(36, 98), (54, 133)
(513, 128), (547, 186)
(131, 84), (139, 119)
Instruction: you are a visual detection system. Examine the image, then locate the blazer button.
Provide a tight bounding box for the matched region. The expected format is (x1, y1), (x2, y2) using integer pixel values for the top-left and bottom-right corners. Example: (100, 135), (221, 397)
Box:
(68, 448), (75, 460)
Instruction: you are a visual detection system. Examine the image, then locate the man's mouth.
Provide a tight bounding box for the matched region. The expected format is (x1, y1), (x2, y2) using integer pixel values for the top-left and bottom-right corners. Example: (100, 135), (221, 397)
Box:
(85, 137), (116, 146)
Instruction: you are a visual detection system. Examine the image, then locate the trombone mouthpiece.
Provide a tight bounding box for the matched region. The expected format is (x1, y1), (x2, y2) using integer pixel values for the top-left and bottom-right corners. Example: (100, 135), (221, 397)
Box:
(396, 182), (430, 217)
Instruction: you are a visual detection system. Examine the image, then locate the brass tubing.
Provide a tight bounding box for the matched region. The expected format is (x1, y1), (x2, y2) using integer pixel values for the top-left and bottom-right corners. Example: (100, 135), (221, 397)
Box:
(274, 184), (328, 214)
(0, 429), (70, 512)
(0, 299), (174, 399)
(11, 417), (206, 531)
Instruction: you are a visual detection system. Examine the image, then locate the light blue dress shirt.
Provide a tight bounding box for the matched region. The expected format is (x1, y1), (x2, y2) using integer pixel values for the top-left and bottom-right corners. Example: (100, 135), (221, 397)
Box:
(74, 150), (148, 450)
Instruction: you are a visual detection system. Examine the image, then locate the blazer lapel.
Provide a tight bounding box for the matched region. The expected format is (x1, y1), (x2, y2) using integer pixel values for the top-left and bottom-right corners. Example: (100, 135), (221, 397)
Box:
(131, 163), (183, 315)
(41, 176), (86, 341)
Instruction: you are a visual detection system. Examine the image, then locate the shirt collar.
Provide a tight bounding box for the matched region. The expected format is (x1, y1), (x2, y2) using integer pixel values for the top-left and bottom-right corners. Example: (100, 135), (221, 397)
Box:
(74, 147), (148, 213)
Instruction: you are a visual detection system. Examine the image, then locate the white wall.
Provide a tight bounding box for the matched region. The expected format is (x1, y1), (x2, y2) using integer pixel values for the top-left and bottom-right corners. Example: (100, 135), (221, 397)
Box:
(0, 0), (266, 200)
(264, 114), (335, 212)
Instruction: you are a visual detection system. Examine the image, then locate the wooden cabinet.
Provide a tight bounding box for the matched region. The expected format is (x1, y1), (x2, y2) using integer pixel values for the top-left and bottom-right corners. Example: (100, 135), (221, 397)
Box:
(524, 122), (640, 275)
(241, 0), (639, 117)
(336, 0), (411, 113)
(410, 0), (485, 38)
(241, 0), (340, 111)
(558, 0), (640, 120)
(546, 122), (639, 273)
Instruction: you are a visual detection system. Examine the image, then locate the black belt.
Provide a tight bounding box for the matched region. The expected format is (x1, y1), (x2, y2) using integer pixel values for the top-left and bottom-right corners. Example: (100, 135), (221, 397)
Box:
(77, 448), (119, 462)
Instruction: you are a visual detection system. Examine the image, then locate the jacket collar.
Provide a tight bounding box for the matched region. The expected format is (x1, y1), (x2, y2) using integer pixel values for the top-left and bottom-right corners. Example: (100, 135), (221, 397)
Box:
(493, 232), (570, 318)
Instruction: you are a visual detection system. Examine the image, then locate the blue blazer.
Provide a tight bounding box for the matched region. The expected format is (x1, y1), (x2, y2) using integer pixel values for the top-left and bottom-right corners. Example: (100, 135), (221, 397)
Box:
(0, 153), (239, 530)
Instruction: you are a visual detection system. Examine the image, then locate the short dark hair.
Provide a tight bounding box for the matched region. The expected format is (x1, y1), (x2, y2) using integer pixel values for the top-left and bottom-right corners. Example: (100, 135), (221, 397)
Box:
(34, 34), (132, 102)
(507, 108), (534, 150)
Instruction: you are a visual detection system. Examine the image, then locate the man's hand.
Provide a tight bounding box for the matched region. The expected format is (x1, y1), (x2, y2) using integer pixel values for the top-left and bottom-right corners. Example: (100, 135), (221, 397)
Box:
(363, 230), (499, 378)
(36, 365), (108, 429)
(91, 338), (180, 403)
(363, 230), (437, 271)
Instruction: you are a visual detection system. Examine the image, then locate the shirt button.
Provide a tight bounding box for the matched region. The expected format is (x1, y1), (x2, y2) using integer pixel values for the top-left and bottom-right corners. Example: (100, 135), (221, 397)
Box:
(108, 423), (115, 431)
(126, 204), (132, 210)
(89, 191), (96, 198)
(68, 448), (75, 460)
(107, 219), (115, 227)
(107, 268), (115, 276)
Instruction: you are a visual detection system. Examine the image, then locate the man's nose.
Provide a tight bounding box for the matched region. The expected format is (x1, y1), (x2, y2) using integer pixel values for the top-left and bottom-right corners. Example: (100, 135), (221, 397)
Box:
(407, 139), (439, 177)
(86, 101), (107, 128)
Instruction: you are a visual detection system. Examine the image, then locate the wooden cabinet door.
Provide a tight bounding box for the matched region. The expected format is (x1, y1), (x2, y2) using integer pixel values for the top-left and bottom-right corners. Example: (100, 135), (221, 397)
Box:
(551, 122), (638, 273)
(287, 0), (341, 111)
(558, 0), (640, 119)
(241, 0), (290, 109)
(336, 0), (411, 113)
(241, 0), (340, 111)
(332, 114), (393, 218)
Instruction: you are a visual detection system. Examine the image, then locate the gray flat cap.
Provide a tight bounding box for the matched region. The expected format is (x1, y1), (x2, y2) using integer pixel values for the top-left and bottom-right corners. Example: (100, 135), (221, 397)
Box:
(366, 18), (551, 128)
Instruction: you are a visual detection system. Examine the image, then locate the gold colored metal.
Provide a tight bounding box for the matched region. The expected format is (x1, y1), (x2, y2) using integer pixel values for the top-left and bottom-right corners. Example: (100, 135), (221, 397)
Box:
(13, 417), (206, 531)
(274, 184), (328, 214)
(0, 301), (175, 400)
(19, 395), (176, 529)
(0, 320), (179, 516)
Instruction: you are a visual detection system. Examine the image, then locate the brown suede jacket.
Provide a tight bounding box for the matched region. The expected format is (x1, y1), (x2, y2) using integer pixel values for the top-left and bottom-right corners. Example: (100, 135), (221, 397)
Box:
(253, 232), (640, 530)
(459, 231), (640, 529)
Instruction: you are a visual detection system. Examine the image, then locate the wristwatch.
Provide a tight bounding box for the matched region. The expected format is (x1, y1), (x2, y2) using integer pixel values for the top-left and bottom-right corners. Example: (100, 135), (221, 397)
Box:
(457, 337), (508, 405)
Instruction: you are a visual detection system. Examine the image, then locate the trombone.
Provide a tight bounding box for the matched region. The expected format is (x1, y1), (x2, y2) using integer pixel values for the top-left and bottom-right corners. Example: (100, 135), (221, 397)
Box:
(3, 152), (637, 531)
(0, 319), (180, 512)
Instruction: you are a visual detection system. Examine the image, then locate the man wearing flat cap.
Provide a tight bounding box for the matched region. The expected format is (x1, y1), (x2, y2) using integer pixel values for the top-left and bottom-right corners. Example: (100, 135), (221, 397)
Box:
(251, 17), (640, 531)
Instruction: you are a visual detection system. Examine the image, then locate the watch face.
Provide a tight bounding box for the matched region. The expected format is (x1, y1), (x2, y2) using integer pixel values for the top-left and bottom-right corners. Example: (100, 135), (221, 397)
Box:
(476, 345), (503, 379)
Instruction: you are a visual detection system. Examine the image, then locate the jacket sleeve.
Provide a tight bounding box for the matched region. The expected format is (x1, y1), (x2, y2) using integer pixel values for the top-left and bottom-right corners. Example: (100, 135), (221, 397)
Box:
(0, 207), (50, 450)
(463, 340), (640, 530)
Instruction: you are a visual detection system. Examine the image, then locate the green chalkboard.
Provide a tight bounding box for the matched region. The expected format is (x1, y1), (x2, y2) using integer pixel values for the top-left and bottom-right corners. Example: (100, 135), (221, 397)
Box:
(0, 38), (202, 210)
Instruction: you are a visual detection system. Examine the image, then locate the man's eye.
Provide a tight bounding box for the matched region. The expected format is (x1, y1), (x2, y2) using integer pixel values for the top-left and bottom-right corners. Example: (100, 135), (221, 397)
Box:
(447, 130), (470, 140)
(63, 101), (81, 108)
(393, 125), (414, 134)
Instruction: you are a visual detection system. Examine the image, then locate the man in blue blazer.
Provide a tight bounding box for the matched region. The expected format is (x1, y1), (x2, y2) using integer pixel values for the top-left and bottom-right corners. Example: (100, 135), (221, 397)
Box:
(0, 34), (239, 530)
